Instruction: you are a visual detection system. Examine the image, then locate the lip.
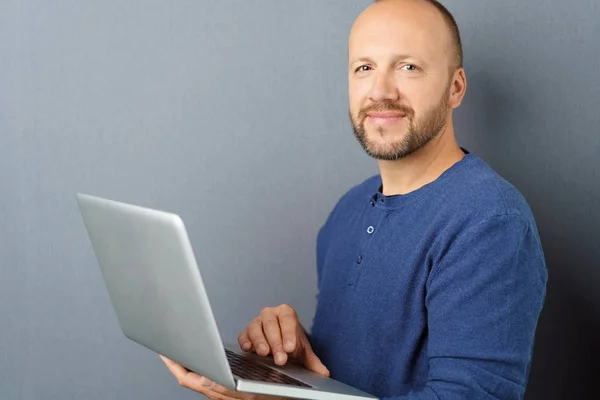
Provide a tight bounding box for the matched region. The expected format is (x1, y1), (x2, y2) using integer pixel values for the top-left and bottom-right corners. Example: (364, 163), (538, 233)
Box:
(367, 112), (406, 125)
(367, 112), (406, 118)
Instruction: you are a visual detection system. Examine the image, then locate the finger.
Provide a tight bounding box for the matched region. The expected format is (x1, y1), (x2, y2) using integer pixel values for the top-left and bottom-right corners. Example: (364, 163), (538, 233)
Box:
(247, 318), (270, 356)
(262, 322), (286, 366)
(261, 310), (287, 365)
(237, 329), (253, 352)
(207, 382), (256, 400)
(160, 356), (256, 400)
(160, 355), (189, 376)
(193, 384), (248, 400)
(159, 356), (217, 392)
(202, 390), (253, 400)
(277, 305), (299, 353)
(301, 346), (330, 377)
(203, 391), (244, 400)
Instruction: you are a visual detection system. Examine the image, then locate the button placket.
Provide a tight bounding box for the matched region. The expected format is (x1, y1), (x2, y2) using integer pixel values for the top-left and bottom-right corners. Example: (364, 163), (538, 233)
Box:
(347, 205), (389, 288)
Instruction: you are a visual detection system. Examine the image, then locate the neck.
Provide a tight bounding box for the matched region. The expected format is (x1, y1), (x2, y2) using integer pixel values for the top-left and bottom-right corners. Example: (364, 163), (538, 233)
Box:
(377, 117), (465, 196)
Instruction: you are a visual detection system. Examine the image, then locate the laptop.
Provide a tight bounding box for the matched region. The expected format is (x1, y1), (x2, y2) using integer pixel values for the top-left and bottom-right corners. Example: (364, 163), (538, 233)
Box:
(76, 193), (376, 400)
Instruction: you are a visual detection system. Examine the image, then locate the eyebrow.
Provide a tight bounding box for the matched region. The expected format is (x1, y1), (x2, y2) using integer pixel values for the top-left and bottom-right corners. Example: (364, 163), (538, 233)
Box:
(349, 54), (428, 68)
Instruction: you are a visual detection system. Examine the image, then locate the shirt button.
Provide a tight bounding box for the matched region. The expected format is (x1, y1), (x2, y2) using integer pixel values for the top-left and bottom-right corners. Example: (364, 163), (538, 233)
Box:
(356, 255), (363, 264)
(367, 226), (375, 234)
(369, 200), (375, 206)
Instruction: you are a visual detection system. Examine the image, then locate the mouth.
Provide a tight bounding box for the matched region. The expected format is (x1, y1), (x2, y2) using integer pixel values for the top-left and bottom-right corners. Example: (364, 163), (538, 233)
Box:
(366, 112), (407, 126)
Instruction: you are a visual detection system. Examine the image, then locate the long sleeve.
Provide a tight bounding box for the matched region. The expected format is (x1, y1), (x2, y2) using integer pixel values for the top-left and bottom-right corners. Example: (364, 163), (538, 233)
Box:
(384, 213), (547, 400)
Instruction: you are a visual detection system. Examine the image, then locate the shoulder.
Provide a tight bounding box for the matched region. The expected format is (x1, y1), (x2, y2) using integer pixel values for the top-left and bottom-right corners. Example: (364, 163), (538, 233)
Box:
(413, 153), (546, 267)
(428, 155), (547, 287)
(440, 154), (537, 226)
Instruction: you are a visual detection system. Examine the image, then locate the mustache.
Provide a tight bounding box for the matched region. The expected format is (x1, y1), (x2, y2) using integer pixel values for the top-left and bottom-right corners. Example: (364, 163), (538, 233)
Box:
(358, 101), (415, 121)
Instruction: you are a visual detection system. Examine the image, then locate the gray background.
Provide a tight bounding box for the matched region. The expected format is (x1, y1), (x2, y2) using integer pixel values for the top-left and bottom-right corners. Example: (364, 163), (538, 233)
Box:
(1, 0), (598, 399)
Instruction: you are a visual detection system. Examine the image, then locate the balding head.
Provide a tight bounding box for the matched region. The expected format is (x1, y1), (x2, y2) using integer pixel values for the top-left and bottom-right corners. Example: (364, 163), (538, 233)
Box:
(347, 0), (467, 161)
(369, 0), (463, 70)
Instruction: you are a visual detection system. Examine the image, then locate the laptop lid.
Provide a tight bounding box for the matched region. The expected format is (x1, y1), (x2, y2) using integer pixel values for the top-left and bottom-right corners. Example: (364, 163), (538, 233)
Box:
(76, 193), (236, 389)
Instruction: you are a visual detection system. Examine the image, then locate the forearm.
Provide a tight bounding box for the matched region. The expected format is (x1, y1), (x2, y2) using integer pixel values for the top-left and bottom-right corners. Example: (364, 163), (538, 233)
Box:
(386, 214), (546, 400)
(381, 356), (527, 400)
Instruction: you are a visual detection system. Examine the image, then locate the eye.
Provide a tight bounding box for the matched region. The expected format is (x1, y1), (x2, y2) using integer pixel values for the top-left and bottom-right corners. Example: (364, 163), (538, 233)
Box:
(355, 65), (372, 73)
(401, 64), (419, 71)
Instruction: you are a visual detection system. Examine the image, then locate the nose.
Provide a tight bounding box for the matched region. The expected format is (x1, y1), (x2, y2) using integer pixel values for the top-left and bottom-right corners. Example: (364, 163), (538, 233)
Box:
(368, 70), (400, 103)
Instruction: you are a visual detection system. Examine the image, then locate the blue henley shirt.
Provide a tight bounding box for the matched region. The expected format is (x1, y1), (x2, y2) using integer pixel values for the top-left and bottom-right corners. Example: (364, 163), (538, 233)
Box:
(309, 152), (547, 399)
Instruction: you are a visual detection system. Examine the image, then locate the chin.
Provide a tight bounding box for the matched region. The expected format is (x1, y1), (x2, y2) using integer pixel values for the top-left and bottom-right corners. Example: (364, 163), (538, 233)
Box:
(366, 126), (407, 143)
(365, 139), (403, 156)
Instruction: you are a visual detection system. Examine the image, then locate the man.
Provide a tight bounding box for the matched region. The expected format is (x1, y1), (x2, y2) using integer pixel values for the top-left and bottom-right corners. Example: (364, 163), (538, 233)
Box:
(161, 0), (547, 398)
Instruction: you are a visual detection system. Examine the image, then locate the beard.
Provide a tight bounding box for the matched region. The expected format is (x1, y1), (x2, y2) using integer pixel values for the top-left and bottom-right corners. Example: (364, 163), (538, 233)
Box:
(350, 85), (450, 161)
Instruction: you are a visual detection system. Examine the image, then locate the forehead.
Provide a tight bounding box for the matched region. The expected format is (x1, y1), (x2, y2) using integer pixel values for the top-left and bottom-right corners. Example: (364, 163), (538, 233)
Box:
(349, 1), (451, 65)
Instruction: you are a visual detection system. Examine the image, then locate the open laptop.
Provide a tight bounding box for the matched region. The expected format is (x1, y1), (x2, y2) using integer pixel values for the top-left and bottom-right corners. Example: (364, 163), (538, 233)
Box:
(76, 193), (376, 400)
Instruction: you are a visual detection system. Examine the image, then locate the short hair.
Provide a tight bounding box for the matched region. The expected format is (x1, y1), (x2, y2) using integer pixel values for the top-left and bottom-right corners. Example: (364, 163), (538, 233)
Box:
(374, 0), (463, 69)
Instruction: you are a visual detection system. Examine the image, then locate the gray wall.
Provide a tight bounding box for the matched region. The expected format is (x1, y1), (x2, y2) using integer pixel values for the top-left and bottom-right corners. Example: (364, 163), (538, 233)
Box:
(1, 1), (597, 399)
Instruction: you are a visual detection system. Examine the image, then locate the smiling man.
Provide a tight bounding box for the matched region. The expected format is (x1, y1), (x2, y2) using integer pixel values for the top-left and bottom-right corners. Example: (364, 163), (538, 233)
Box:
(161, 1), (547, 399)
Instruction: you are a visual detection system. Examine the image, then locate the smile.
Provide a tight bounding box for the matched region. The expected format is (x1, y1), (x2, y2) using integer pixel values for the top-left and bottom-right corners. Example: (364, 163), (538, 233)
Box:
(367, 112), (406, 125)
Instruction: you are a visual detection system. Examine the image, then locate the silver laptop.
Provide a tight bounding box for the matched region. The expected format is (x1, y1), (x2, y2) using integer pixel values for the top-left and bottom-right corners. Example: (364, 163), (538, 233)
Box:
(76, 193), (376, 400)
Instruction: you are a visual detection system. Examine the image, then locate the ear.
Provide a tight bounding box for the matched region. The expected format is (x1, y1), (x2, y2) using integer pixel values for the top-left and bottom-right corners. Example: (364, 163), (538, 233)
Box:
(448, 68), (467, 109)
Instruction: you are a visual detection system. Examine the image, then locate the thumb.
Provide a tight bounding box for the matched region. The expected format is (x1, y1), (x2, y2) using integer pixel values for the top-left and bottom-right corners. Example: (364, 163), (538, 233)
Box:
(302, 347), (330, 377)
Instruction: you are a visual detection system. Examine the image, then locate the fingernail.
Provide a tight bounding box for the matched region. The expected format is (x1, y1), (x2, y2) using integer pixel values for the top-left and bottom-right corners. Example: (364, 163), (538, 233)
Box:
(242, 341), (251, 350)
(258, 344), (268, 354)
(276, 352), (286, 365)
(284, 340), (294, 351)
(159, 355), (170, 364)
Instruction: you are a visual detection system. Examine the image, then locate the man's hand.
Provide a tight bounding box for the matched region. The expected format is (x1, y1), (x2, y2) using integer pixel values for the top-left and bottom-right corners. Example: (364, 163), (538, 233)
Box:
(159, 304), (329, 398)
(237, 304), (329, 376)
(160, 355), (282, 400)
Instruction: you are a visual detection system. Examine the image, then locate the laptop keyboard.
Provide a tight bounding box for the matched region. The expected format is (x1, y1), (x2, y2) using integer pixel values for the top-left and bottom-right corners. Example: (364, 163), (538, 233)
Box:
(225, 348), (312, 388)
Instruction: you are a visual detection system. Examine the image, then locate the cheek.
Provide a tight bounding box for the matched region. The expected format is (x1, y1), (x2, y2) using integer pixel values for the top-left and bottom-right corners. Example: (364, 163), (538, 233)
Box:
(404, 84), (437, 115)
(348, 79), (370, 114)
